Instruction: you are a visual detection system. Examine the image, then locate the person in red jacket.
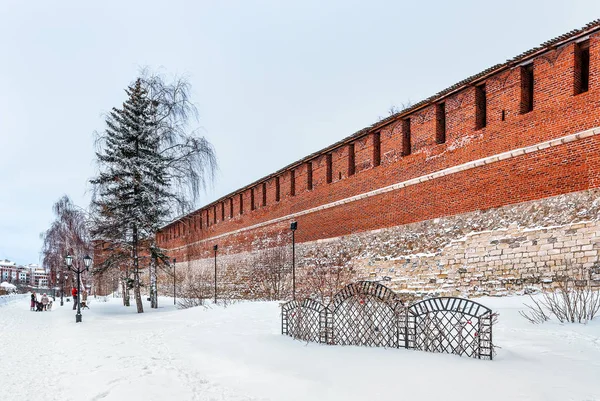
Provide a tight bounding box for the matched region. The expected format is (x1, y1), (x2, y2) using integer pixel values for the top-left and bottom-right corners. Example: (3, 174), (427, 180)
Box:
(71, 287), (78, 310)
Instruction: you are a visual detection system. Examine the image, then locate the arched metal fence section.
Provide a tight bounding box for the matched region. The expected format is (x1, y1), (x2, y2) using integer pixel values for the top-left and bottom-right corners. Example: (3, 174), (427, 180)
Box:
(407, 297), (493, 359)
(281, 298), (328, 344)
(281, 282), (494, 360)
(330, 281), (404, 348)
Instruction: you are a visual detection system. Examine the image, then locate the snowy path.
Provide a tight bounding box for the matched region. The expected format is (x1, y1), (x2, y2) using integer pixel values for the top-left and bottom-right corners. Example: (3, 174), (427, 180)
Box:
(1, 295), (600, 401)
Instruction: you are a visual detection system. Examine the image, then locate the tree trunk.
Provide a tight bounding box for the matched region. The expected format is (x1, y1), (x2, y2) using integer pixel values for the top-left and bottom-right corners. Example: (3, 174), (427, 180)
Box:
(150, 257), (157, 309)
(132, 224), (144, 313)
(122, 279), (130, 306)
(134, 269), (143, 313)
(131, 135), (144, 314)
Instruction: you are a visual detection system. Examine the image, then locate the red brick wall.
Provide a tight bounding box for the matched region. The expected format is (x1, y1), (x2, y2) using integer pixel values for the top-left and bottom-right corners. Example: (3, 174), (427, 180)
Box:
(159, 32), (600, 264)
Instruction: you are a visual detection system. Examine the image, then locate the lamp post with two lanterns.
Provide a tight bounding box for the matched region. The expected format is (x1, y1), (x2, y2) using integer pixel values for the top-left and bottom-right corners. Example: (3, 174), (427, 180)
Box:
(65, 254), (92, 323)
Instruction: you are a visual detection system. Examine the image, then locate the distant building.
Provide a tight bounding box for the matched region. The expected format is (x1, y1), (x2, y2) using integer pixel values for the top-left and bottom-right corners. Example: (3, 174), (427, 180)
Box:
(31, 267), (49, 287)
(0, 260), (16, 282)
(0, 260), (32, 285)
(26, 264), (48, 287)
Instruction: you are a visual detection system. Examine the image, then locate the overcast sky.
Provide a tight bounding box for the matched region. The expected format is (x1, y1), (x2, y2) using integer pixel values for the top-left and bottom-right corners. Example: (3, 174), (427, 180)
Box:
(1, 0), (599, 265)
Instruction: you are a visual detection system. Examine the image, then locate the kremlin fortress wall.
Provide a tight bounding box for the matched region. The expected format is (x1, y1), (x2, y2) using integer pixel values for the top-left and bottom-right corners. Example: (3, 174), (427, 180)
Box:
(157, 22), (600, 298)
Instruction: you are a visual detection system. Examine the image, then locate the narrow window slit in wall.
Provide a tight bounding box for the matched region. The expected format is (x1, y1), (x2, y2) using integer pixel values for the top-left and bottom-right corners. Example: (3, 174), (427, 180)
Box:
(290, 170), (296, 196)
(262, 183), (267, 206)
(373, 132), (381, 167)
(307, 162), (313, 190)
(275, 177), (280, 201)
(221, 202), (225, 221)
(575, 40), (590, 94)
(239, 193), (244, 215)
(348, 144), (355, 176)
(520, 64), (534, 114)
(475, 84), (487, 129)
(251, 188), (255, 211)
(501, 110), (506, 121)
(213, 205), (217, 224)
(402, 119), (411, 156)
(435, 102), (446, 144)
(229, 198), (233, 218)
(326, 154), (333, 183)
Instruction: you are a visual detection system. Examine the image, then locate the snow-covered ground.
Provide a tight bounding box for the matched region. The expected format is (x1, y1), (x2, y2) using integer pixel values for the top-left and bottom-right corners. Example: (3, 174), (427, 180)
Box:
(1, 294), (599, 401)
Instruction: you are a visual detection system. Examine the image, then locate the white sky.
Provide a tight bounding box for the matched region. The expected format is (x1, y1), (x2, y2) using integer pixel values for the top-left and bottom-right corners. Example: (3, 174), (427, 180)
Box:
(1, 0), (599, 265)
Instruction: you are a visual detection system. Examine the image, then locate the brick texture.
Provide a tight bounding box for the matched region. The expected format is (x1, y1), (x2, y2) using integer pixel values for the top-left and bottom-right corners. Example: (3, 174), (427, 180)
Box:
(154, 27), (600, 296)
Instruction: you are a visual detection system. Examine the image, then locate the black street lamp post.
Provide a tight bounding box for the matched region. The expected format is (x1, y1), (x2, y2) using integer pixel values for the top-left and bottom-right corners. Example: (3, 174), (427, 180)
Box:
(173, 258), (176, 305)
(61, 272), (68, 306)
(65, 254), (92, 323)
(58, 273), (64, 306)
(290, 221), (297, 300)
(213, 245), (218, 304)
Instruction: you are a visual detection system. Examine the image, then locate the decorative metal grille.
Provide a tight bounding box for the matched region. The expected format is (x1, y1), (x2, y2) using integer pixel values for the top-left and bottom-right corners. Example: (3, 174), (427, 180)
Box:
(408, 297), (494, 359)
(280, 283), (494, 360)
(330, 281), (404, 348)
(281, 298), (328, 343)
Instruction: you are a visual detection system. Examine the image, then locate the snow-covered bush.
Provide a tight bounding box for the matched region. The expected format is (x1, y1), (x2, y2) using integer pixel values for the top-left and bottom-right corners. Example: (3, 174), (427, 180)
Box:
(520, 279), (600, 324)
(247, 245), (290, 301)
(176, 266), (212, 309)
(298, 247), (355, 304)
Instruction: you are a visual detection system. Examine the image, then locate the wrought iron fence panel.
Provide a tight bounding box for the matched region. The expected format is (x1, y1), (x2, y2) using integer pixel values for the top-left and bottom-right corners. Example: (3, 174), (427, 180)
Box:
(330, 281), (404, 348)
(282, 298), (328, 343)
(280, 283), (494, 360)
(408, 297), (493, 359)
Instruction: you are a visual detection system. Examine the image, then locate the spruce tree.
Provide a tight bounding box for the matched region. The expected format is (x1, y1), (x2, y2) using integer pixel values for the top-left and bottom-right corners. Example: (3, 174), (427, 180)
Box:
(91, 79), (170, 313)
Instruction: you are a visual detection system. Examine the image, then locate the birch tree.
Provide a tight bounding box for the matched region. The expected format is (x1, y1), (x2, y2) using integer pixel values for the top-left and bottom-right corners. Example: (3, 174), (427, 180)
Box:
(40, 196), (92, 297)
